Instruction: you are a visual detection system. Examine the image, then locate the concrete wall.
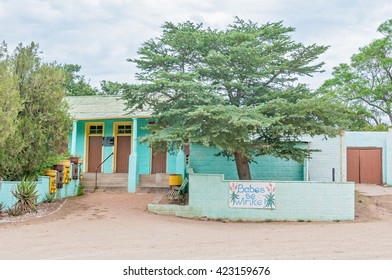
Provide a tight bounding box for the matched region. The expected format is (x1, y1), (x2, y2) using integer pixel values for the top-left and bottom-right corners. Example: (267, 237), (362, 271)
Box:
(0, 176), (79, 210)
(302, 134), (345, 182)
(190, 144), (305, 181)
(149, 173), (355, 221)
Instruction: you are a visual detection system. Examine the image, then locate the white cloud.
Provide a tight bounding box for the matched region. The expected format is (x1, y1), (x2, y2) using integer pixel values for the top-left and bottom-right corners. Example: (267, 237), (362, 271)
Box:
(1, 0), (391, 88)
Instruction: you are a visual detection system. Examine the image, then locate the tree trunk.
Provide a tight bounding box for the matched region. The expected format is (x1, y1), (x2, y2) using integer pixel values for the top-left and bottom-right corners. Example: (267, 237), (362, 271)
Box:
(234, 152), (252, 180)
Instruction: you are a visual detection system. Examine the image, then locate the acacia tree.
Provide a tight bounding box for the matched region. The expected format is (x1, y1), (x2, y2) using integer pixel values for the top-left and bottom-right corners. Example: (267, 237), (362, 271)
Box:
(124, 18), (345, 180)
(320, 19), (392, 128)
(0, 42), (71, 180)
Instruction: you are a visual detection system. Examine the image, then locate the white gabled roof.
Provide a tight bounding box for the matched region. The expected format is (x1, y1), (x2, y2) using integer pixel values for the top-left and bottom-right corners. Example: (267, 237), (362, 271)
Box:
(66, 96), (152, 120)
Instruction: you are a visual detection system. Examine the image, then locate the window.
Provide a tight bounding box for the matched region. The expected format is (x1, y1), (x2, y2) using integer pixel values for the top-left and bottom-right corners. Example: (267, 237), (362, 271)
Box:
(89, 125), (103, 135)
(117, 125), (132, 135)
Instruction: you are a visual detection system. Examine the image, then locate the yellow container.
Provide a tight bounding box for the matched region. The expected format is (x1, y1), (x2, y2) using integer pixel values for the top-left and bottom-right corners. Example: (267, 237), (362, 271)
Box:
(78, 158), (84, 179)
(169, 174), (182, 187)
(45, 169), (57, 194)
(59, 159), (71, 184)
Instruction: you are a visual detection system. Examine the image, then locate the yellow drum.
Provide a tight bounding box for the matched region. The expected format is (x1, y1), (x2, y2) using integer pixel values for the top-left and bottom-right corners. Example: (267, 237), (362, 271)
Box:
(45, 169), (58, 194)
(169, 174), (182, 187)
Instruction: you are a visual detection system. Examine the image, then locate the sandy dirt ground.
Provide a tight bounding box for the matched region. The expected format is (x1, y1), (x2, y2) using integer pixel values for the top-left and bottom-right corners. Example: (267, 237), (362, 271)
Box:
(1, 188), (392, 260)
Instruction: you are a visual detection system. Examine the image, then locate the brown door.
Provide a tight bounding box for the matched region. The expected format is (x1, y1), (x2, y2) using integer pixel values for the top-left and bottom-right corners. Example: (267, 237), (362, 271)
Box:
(347, 148), (382, 184)
(116, 136), (131, 173)
(347, 149), (360, 183)
(88, 136), (102, 172)
(360, 149), (382, 184)
(151, 146), (167, 174)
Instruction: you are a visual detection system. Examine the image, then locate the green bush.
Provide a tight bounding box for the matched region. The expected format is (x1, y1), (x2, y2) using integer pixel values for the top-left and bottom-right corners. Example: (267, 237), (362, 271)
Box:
(43, 192), (57, 203)
(12, 178), (39, 213)
(0, 202), (5, 214)
(77, 183), (85, 196)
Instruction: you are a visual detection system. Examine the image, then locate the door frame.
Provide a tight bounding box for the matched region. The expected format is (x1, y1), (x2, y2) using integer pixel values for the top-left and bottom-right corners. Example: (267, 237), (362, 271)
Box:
(113, 121), (133, 173)
(85, 122), (105, 173)
(347, 147), (383, 184)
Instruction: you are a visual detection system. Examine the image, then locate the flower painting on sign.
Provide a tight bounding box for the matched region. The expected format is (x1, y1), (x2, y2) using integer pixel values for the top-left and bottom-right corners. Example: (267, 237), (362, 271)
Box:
(229, 182), (276, 209)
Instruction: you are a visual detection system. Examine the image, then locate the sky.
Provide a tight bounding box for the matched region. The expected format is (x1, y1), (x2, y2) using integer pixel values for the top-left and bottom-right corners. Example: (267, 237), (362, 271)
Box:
(1, 0), (391, 89)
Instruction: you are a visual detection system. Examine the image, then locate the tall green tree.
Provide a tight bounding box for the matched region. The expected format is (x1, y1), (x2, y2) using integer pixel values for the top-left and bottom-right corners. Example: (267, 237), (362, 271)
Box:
(0, 42), (71, 180)
(320, 19), (392, 128)
(124, 19), (345, 180)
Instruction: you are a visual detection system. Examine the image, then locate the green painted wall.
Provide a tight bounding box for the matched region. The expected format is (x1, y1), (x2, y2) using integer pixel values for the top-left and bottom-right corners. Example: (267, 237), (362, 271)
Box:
(148, 173), (355, 221)
(190, 144), (305, 181)
(0, 174), (80, 209)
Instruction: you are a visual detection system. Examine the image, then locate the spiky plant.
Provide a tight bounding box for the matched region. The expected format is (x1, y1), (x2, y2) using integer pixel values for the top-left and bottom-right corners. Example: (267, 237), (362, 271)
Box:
(12, 179), (39, 213)
(43, 192), (57, 203)
(0, 202), (5, 215)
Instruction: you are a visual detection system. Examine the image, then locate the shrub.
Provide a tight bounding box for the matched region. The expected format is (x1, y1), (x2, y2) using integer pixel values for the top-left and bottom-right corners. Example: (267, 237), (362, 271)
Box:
(11, 178), (39, 213)
(0, 202), (5, 214)
(77, 183), (85, 196)
(43, 193), (57, 203)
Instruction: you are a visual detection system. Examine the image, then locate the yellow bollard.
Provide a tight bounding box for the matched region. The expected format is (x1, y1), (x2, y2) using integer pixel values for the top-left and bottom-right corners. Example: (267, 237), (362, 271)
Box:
(59, 159), (71, 184)
(45, 169), (58, 194)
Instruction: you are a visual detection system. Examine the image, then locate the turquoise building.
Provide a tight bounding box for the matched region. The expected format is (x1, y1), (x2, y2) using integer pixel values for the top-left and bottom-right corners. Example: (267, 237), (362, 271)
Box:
(67, 96), (392, 192)
(67, 96), (311, 192)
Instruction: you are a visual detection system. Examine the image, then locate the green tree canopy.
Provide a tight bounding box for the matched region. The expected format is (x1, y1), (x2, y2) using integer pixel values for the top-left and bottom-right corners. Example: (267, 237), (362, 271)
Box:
(99, 80), (127, 95)
(0, 42), (21, 146)
(62, 63), (98, 96)
(124, 18), (346, 179)
(320, 19), (392, 129)
(0, 42), (71, 180)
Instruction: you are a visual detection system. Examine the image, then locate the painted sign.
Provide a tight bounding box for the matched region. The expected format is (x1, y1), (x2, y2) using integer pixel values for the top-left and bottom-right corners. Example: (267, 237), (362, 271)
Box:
(102, 137), (114, 146)
(229, 182), (276, 209)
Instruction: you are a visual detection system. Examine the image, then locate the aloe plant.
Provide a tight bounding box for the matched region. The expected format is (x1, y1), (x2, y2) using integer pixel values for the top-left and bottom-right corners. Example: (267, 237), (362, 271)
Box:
(12, 178), (39, 213)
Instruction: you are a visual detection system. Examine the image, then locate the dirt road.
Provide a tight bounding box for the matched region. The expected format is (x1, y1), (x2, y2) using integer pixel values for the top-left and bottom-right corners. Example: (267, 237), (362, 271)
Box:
(1, 189), (392, 259)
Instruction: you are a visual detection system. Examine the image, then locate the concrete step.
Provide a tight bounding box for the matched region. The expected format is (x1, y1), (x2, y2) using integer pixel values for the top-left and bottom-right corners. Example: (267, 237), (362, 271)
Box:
(85, 186), (128, 192)
(136, 186), (170, 193)
(81, 173), (128, 189)
(139, 173), (170, 184)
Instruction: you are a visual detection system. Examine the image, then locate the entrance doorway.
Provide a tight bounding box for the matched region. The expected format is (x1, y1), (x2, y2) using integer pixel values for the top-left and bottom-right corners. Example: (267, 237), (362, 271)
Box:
(347, 148), (382, 184)
(87, 124), (103, 172)
(151, 145), (167, 174)
(115, 123), (132, 173)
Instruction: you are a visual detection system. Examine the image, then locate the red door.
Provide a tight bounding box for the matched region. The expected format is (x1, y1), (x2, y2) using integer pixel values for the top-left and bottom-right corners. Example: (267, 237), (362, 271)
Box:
(116, 136), (131, 173)
(88, 136), (102, 172)
(151, 146), (167, 174)
(347, 148), (382, 184)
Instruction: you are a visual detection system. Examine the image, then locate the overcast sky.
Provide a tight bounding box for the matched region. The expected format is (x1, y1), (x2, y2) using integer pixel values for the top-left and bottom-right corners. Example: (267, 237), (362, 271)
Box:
(1, 0), (391, 89)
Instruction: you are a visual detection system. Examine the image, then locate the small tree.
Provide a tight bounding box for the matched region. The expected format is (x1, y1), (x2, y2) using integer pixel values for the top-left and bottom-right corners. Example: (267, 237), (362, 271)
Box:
(124, 19), (345, 179)
(0, 42), (72, 180)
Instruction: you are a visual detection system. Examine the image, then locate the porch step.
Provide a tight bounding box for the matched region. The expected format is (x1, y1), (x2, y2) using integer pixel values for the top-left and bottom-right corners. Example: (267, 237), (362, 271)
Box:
(81, 173), (128, 190)
(137, 173), (170, 193)
(136, 185), (170, 193)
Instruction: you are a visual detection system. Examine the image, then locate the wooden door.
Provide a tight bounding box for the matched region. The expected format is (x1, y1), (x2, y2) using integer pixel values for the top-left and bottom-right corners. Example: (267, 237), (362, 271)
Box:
(116, 136), (131, 173)
(347, 148), (382, 184)
(347, 149), (360, 183)
(359, 149), (382, 184)
(151, 146), (167, 174)
(88, 136), (102, 172)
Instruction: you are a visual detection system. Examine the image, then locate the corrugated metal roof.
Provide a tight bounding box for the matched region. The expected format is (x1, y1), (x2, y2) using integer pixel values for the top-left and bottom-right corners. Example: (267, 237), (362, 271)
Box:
(65, 96), (152, 120)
